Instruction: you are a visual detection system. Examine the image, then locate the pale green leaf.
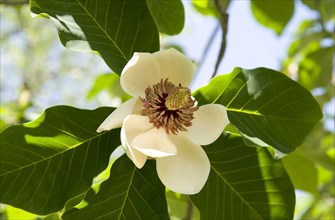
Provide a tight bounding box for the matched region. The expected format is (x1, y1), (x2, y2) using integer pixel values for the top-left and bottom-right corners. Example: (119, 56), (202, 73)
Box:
(30, 0), (159, 74)
(62, 156), (169, 220)
(0, 106), (119, 215)
(147, 0), (185, 35)
(251, 0), (294, 35)
(193, 67), (323, 153)
(298, 46), (334, 90)
(87, 73), (130, 101)
(282, 151), (318, 194)
(192, 0), (230, 17)
(191, 133), (295, 219)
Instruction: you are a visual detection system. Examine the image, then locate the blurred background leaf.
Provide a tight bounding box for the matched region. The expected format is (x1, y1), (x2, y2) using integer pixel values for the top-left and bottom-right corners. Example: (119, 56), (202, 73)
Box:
(250, 0), (295, 35)
(147, 0), (185, 35)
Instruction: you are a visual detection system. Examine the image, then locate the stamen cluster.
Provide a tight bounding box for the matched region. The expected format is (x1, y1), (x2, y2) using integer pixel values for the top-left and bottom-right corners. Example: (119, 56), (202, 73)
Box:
(141, 79), (198, 134)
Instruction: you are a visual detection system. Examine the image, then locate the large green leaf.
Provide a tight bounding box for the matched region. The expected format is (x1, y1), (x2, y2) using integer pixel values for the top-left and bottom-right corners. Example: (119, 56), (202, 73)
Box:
(0, 106), (119, 215)
(146, 0), (184, 35)
(251, 0), (294, 35)
(191, 133), (295, 219)
(30, 0), (159, 74)
(193, 67), (323, 153)
(62, 156), (169, 220)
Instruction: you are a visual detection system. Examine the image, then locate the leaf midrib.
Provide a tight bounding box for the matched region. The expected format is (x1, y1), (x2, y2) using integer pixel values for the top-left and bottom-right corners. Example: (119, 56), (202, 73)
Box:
(0, 132), (106, 178)
(227, 108), (318, 122)
(117, 167), (136, 220)
(75, 0), (128, 61)
(211, 166), (263, 219)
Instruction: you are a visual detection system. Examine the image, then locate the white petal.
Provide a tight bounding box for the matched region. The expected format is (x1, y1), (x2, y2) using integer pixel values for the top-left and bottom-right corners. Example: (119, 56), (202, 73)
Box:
(132, 128), (177, 158)
(121, 115), (152, 168)
(96, 98), (141, 133)
(156, 135), (210, 194)
(153, 48), (195, 87)
(120, 53), (161, 97)
(184, 104), (229, 145)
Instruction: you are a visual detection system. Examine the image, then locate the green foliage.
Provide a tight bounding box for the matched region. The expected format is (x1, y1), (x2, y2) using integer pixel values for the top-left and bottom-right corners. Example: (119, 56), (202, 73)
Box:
(192, 0), (230, 17)
(1, 0), (332, 219)
(193, 67), (323, 153)
(191, 133), (295, 219)
(63, 157), (169, 220)
(282, 151), (318, 194)
(298, 46), (334, 90)
(251, 0), (294, 35)
(30, 0), (160, 74)
(301, 0), (335, 20)
(0, 106), (119, 214)
(87, 73), (131, 102)
(147, 0), (185, 35)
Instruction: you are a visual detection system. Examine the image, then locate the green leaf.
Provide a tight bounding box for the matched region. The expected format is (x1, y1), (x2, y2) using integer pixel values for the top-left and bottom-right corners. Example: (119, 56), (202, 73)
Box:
(87, 73), (130, 101)
(192, 0), (230, 17)
(301, 0), (335, 20)
(0, 106), (119, 215)
(4, 205), (37, 220)
(282, 151), (318, 194)
(30, 0), (159, 74)
(298, 46), (334, 90)
(193, 67), (323, 153)
(190, 133), (295, 219)
(146, 0), (184, 35)
(251, 0), (294, 35)
(62, 156), (169, 220)
(166, 191), (199, 219)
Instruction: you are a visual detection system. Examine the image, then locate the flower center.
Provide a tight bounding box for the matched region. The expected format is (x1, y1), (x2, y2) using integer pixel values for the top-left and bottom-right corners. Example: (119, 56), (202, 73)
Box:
(141, 78), (198, 134)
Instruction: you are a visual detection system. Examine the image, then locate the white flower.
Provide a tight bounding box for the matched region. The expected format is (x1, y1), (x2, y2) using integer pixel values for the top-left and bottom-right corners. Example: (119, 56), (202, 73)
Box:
(97, 48), (229, 194)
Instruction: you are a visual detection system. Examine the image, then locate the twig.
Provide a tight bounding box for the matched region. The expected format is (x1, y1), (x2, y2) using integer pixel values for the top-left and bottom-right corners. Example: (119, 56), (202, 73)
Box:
(194, 23), (220, 79)
(211, 0), (229, 79)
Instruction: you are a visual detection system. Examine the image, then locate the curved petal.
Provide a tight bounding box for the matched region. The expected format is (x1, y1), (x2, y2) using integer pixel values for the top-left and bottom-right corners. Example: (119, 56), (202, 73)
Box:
(132, 128), (177, 158)
(121, 115), (152, 168)
(156, 135), (210, 194)
(153, 48), (195, 87)
(184, 104), (229, 145)
(96, 98), (141, 132)
(121, 52), (161, 97)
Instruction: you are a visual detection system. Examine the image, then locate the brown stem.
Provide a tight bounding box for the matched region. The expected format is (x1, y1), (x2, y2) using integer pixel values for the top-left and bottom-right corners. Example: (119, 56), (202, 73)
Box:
(211, 0), (230, 79)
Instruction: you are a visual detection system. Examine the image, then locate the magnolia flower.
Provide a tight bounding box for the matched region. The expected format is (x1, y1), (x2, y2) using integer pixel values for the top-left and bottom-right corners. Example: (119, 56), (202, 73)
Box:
(97, 48), (229, 194)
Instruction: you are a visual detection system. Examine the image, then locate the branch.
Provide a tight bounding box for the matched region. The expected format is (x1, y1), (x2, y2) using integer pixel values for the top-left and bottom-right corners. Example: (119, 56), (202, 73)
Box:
(211, 0), (229, 79)
(194, 23), (220, 79)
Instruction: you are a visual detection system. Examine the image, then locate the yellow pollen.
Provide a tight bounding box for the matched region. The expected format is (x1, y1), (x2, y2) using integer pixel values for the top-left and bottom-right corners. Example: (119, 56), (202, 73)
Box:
(165, 88), (192, 110)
